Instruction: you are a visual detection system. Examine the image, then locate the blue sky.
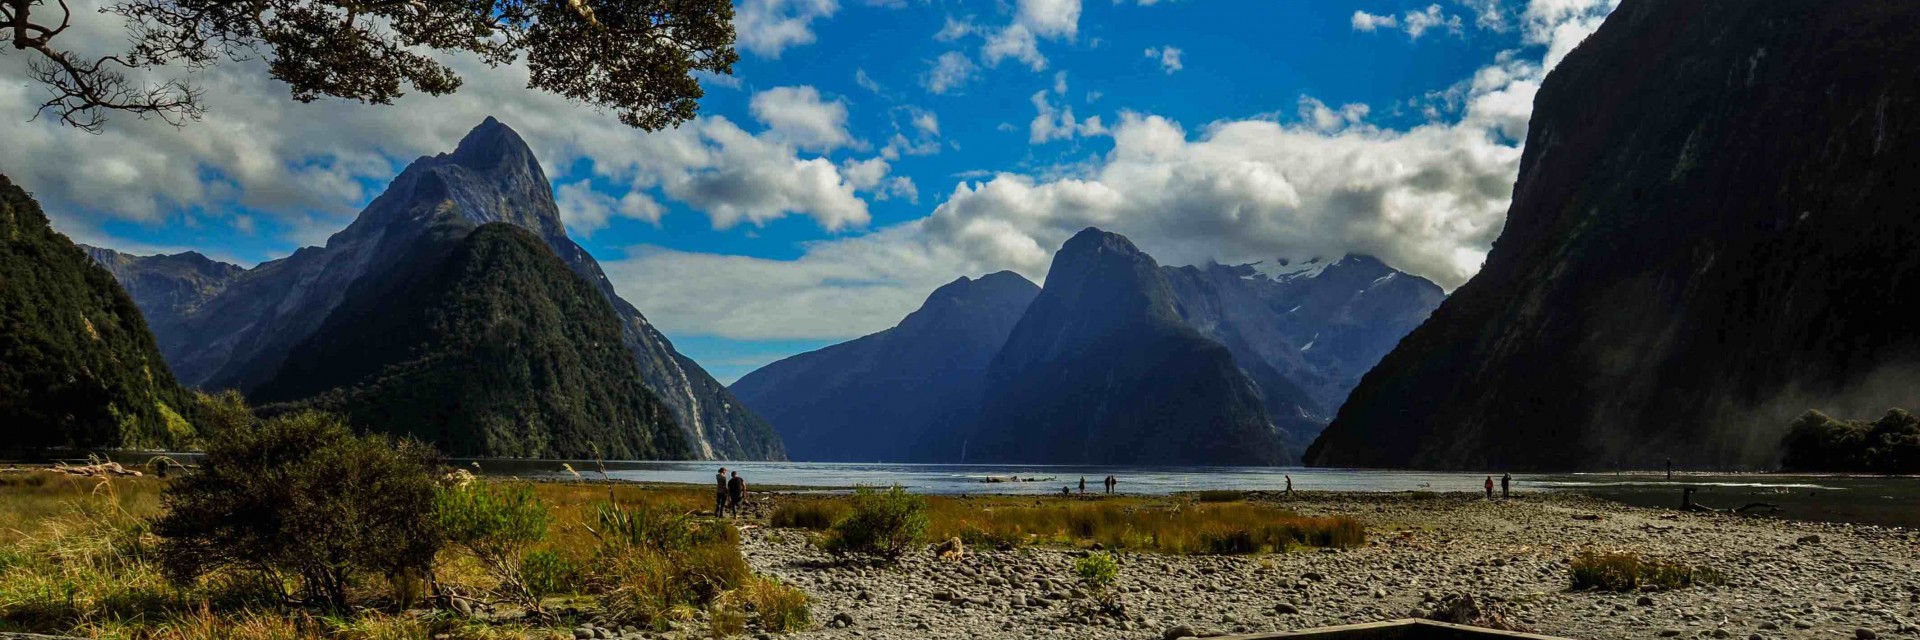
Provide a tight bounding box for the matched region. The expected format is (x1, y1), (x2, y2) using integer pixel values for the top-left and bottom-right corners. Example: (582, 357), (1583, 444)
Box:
(0, 0), (1618, 382)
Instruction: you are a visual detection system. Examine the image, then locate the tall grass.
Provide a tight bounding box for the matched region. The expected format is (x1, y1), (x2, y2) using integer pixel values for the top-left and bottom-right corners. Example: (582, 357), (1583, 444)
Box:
(922, 497), (1364, 554)
(768, 499), (848, 530)
(1568, 551), (1725, 592)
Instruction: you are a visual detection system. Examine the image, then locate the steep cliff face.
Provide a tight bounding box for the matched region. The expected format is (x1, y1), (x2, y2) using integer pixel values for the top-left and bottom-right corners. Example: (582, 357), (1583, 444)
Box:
(93, 118), (784, 460)
(81, 247), (244, 330)
(966, 228), (1293, 466)
(1309, 0), (1920, 470)
(730, 272), (1039, 462)
(254, 223), (686, 460)
(1163, 256), (1445, 445)
(0, 174), (200, 450)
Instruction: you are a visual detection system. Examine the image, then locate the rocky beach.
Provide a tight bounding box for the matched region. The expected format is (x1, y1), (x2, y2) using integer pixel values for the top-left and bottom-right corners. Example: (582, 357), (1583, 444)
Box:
(732, 492), (1917, 640)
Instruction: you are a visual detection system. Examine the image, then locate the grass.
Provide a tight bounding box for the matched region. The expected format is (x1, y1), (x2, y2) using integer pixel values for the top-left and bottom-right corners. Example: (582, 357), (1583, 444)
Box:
(0, 471), (798, 639)
(766, 493), (1370, 555)
(1568, 551), (1726, 592)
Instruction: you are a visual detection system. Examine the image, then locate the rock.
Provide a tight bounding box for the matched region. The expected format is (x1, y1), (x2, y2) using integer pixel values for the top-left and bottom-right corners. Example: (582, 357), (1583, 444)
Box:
(1164, 625), (1196, 640)
(1302, 572), (1325, 582)
(451, 598), (474, 617)
(830, 612), (855, 628)
(573, 628), (594, 640)
(1712, 629), (1731, 638)
(1856, 629), (1877, 640)
(1659, 630), (1682, 637)
(1638, 596), (1655, 606)
(1275, 603), (1300, 615)
(1759, 622), (1778, 630)
(1798, 535), (1823, 545)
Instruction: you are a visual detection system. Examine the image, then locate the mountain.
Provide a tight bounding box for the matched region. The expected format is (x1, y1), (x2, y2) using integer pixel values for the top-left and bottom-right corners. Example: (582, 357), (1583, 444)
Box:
(965, 228), (1293, 465)
(81, 247), (244, 330)
(1308, 0), (1920, 470)
(1, 174), (200, 450)
(253, 223), (686, 460)
(1163, 256), (1445, 445)
(730, 272), (1039, 462)
(91, 118), (784, 460)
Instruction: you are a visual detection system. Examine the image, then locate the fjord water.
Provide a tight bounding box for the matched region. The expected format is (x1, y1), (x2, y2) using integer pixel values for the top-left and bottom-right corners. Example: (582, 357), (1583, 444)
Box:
(468, 459), (1920, 528)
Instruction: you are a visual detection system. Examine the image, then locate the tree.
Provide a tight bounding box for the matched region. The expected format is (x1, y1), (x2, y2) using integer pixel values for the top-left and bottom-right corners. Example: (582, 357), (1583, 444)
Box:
(1, 0), (736, 132)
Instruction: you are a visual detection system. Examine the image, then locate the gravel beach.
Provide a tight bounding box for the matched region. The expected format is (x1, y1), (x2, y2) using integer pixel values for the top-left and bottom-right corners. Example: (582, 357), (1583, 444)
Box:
(739, 492), (1919, 640)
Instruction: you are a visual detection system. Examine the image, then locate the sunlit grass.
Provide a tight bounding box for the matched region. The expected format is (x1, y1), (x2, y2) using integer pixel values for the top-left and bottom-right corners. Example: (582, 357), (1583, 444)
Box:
(1568, 550), (1725, 592)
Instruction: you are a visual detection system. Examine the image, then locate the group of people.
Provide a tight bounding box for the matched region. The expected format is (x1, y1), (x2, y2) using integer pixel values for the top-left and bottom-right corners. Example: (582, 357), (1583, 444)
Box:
(714, 467), (747, 517)
(1483, 472), (1512, 499)
(1070, 475), (1121, 495)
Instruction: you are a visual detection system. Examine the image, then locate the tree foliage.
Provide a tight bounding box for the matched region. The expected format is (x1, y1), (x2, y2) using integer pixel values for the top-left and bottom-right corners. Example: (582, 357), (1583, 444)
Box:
(824, 485), (928, 560)
(153, 410), (443, 608)
(1779, 408), (1920, 473)
(1, 0), (736, 131)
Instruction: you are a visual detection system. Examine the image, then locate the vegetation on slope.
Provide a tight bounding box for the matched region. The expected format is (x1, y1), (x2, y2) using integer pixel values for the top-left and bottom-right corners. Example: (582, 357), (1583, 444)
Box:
(1779, 409), (1920, 473)
(255, 223), (687, 460)
(0, 173), (204, 451)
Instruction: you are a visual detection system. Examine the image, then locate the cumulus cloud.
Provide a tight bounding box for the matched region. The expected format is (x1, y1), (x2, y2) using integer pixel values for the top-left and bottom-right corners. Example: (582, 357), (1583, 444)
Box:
(556, 181), (665, 235)
(1353, 4), (1464, 40)
(1143, 46), (1184, 74)
(0, 0), (882, 253)
(591, 0), (1621, 342)
(735, 0), (840, 58)
(1028, 90), (1105, 144)
(922, 51), (979, 94)
(980, 0), (1081, 71)
(748, 86), (854, 152)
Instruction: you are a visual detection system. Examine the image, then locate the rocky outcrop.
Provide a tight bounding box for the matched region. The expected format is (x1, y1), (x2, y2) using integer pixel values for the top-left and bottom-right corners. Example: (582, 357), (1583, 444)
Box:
(731, 272), (1039, 462)
(1309, 0), (1920, 470)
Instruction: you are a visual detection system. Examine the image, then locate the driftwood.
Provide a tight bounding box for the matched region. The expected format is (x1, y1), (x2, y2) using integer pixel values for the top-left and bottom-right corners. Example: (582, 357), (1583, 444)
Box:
(1680, 487), (1780, 514)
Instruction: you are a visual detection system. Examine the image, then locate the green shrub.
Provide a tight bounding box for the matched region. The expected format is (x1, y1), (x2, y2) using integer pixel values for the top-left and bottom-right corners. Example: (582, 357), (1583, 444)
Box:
(1074, 552), (1118, 589)
(1781, 408), (1920, 473)
(436, 482), (553, 611)
(151, 411), (442, 609)
(769, 500), (849, 530)
(1194, 490), (1246, 503)
(591, 501), (749, 629)
(739, 577), (811, 632)
(1569, 551), (1725, 592)
(521, 549), (586, 597)
(824, 486), (928, 560)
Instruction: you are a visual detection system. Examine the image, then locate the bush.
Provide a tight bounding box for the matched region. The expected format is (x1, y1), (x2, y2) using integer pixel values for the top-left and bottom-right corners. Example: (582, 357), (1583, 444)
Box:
(521, 549), (586, 597)
(1193, 490), (1246, 503)
(1780, 408), (1920, 473)
(1569, 551), (1725, 592)
(769, 500), (849, 530)
(824, 486), (928, 560)
(1074, 552), (1117, 589)
(591, 501), (749, 630)
(738, 577), (811, 632)
(436, 482), (553, 611)
(152, 411), (442, 609)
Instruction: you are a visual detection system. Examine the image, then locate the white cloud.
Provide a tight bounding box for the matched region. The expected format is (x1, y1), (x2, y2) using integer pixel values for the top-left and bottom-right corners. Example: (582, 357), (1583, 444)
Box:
(1351, 11), (1398, 32)
(735, 0), (840, 58)
(922, 51), (979, 94)
(983, 24), (1048, 71)
(1354, 4), (1466, 40)
(1297, 97), (1371, 133)
(1403, 4), (1465, 39)
(854, 69), (883, 93)
(1144, 46), (1184, 74)
(979, 0), (1082, 71)
(556, 181), (665, 235)
(1028, 90), (1106, 144)
(748, 86), (854, 152)
(910, 110), (940, 137)
(1460, 0), (1509, 31)
(935, 16), (979, 42)
(1017, 0), (1081, 38)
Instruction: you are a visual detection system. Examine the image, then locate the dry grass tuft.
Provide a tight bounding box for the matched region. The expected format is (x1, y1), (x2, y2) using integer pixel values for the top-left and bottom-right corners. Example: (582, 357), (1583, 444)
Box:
(923, 496), (1363, 554)
(1569, 550), (1725, 592)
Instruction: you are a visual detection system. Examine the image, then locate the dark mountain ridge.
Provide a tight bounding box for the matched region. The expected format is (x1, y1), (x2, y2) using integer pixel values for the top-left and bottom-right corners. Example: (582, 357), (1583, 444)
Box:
(730, 271), (1039, 462)
(1308, 0), (1920, 470)
(90, 118), (783, 460)
(965, 228), (1293, 466)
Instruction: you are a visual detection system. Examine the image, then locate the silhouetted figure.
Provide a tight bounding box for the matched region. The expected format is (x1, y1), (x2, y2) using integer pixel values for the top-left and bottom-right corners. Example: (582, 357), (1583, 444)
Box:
(1062, 486), (1071, 496)
(1501, 473), (1511, 499)
(1484, 476), (1494, 499)
(727, 471), (746, 517)
(1682, 486), (1697, 510)
(1285, 474), (1293, 496)
(1104, 475), (1116, 494)
(714, 467), (728, 516)
(1079, 477), (1086, 494)
(1666, 458), (1673, 480)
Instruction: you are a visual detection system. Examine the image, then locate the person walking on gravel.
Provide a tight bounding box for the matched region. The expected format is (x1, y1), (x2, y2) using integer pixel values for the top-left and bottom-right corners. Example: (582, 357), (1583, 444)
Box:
(1484, 476), (1495, 500)
(714, 467), (728, 516)
(1501, 473), (1512, 499)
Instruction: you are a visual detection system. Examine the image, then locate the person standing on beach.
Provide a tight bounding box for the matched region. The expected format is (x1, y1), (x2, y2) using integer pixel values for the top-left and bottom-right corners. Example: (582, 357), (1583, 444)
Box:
(727, 471), (746, 517)
(714, 467), (728, 516)
(1484, 476), (1494, 499)
(1666, 458), (1673, 480)
(1285, 474), (1293, 496)
(1105, 475), (1116, 494)
(1079, 477), (1086, 494)
(1501, 473), (1511, 499)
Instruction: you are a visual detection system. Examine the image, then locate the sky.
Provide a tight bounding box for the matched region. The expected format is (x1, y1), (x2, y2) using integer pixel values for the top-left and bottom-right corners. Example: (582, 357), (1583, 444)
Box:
(0, 0), (1618, 382)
